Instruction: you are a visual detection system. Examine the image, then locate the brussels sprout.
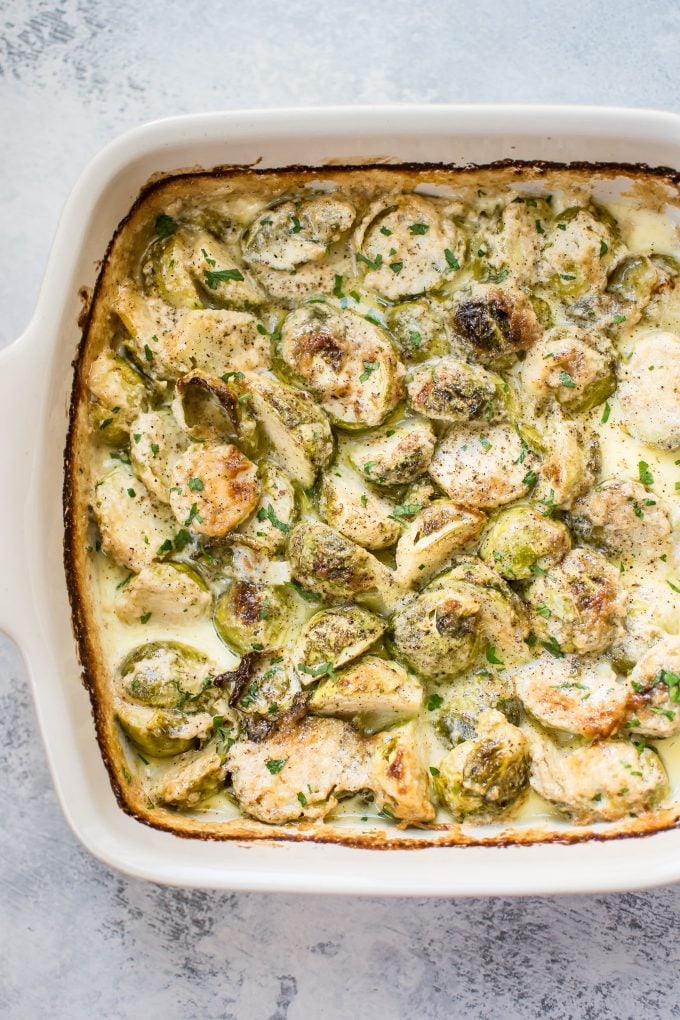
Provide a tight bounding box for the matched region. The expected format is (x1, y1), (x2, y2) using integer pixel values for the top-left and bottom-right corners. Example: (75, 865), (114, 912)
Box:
(394, 501), (486, 587)
(170, 442), (260, 537)
(156, 749), (228, 807)
(173, 370), (260, 455)
(532, 407), (599, 510)
(288, 521), (401, 603)
(479, 505), (571, 580)
(568, 480), (672, 557)
(607, 254), (658, 304)
(618, 331), (680, 450)
(477, 195), (553, 284)
(119, 640), (215, 709)
(242, 194), (356, 271)
(437, 669), (521, 746)
(278, 304), (405, 428)
(407, 358), (509, 424)
(433, 709), (530, 822)
(157, 309), (271, 380)
(92, 466), (176, 572)
(526, 547), (625, 656)
(247, 374), (334, 489)
(186, 230), (266, 308)
(367, 721), (436, 823)
(113, 282), (182, 376)
(528, 732), (668, 824)
(129, 409), (188, 504)
(233, 654), (300, 718)
(388, 585), (481, 679)
(214, 581), (293, 655)
(626, 636), (680, 738)
(521, 326), (616, 413)
(142, 233), (202, 308)
(116, 699), (213, 758)
(611, 580), (680, 672)
(319, 464), (401, 550)
(293, 606), (385, 681)
(236, 459), (297, 554)
(387, 299), (457, 363)
(428, 421), (540, 509)
(346, 419), (436, 487)
(540, 206), (618, 299)
(115, 563), (211, 625)
(309, 655), (423, 732)
(452, 282), (542, 366)
(354, 194), (465, 300)
(516, 654), (629, 738)
(87, 349), (150, 441)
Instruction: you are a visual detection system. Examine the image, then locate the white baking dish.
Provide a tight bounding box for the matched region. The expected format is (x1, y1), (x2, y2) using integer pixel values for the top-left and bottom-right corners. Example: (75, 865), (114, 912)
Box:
(4, 104), (680, 895)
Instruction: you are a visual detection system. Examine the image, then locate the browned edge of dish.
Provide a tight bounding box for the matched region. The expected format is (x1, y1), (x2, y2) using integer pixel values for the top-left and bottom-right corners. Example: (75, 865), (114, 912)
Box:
(63, 157), (680, 849)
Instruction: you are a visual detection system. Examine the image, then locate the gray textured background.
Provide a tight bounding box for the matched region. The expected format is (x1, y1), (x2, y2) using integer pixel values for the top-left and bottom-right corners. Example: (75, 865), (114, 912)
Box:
(2, 1), (680, 1017)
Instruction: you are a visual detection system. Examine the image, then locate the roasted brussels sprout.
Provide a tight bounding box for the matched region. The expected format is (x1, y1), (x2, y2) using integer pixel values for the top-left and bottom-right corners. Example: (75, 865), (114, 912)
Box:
(115, 563), (211, 625)
(129, 409), (188, 504)
(156, 309), (271, 379)
(186, 230), (266, 308)
(288, 521), (401, 603)
(618, 330), (680, 449)
(293, 605), (385, 681)
(156, 748), (228, 807)
(247, 373), (334, 489)
(568, 480), (672, 558)
(611, 580), (680, 669)
(516, 654), (629, 738)
(478, 194), (553, 284)
(367, 721), (436, 822)
(387, 299), (458, 363)
(142, 233), (202, 309)
(452, 282), (542, 366)
(319, 464), (402, 550)
(309, 655), (423, 731)
(118, 640), (216, 709)
(214, 581), (293, 655)
(88, 349), (150, 442)
(428, 421), (540, 509)
(532, 407), (599, 510)
(407, 357), (509, 424)
(539, 206), (618, 299)
(116, 700), (214, 757)
(528, 732), (667, 823)
(388, 584), (481, 679)
(236, 459), (296, 554)
(521, 326), (616, 413)
(173, 370), (260, 455)
(607, 254), (659, 307)
(434, 709), (530, 822)
(479, 505), (571, 580)
(394, 501), (486, 587)
(626, 636), (680, 738)
(279, 304), (405, 428)
(526, 547), (625, 656)
(92, 466), (176, 572)
(438, 669), (521, 745)
(170, 442), (260, 537)
(242, 194), (356, 271)
(354, 194), (464, 299)
(346, 418), (436, 487)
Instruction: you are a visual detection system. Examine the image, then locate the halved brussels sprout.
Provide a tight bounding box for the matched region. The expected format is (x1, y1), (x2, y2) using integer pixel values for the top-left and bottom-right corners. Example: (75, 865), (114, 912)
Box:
(532, 407), (599, 510)
(626, 636), (680, 738)
(92, 466), (176, 572)
(293, 605), (385, 681)
(394, 501), (486, 587)
(242, 194), (356, 271)
(232, 654), (300, 718)
(113, 282), (183, 375)
(539, 206), (619, 299)
(367, 721), (436, 823)
(279, 304), (405, 428)
(407, 358), (509, 424)
(528, 732), (667, 824)
(170, 442), (260, 537)
(88, 349), (150, 442)
(319, 464), (401, 550)
(236, 459), (297, 555)
(478, 194), (553, 284)
(479, 505), (571, 580)
(452, 282), (542, 366)
(610, 580), (680, 672)
(387, 299), (457, 363)
(516, 654), (629, 738)
(433, 709), (530, 822)
(388, 585), (481, 679)
(119, 640), (215, 709)
(142, 233), (202, 308)
(157, 309), (271, 379)
(156, 748), (228, 807)
(129, 409), (188, 504)
(214, 581), (293, 655)
(526, 547), (625, 656)
(173, 370), (259, 455)
(247, 374), (334, 489)
(115, 563), (211, 626)
(354, 194), (464, 300)
(116, 700), (213, 758)
(607, 254), (659, 305)
(568, 480), (672, 557)
(437, 669), (521, 746)
(309, 655), (423, 732)
(428, 421), (540, 509)
(618, 331), (680, 450)
(186, 230), (266, 307)
(288, 521), (402, 603)
(521, 326), (616, 413)
(346, 419), (436, 487)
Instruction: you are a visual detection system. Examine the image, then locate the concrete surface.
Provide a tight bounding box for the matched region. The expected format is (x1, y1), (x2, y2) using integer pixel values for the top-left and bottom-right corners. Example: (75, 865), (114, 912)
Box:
(1, 1), (680, 1017)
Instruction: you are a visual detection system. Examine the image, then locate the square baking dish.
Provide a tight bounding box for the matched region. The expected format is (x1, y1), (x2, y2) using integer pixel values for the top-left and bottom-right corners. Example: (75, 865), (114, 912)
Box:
(4, 104), (680, 895)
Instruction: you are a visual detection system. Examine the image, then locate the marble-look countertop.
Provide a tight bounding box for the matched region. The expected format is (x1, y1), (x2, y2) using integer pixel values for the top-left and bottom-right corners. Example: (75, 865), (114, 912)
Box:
(2, 1), (680, 1016)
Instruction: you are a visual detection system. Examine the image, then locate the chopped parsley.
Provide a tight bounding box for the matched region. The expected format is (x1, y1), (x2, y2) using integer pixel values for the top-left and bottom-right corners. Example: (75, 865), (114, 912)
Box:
(426, 694), (443, 711)
(221, 370), (245, 383)
(638, 461), (654, 486)
(297, 661), (337, 680)
(522, 469), (538, 489)
(444, 249), (460, 270)
(614, 313), (627, 323)
(143, 343), (154, 363)
(485, 645), (504, 666)
(541, 635), (565, 658)
(389, 261), (403, 275)
(127, 488), (136, 498)
(265, 758), (287, 774)
(188, 477), (204, 492)
(429, 766), (440, 777)
(204, 267), (245, 288)
(535, 603), (552, 618)
(356, 252), (383, 271)
(559, 369), (576, 389)
(333, 274), (344, 298)
(360, 361), (379, 383)
(599, 240), (609, 258)
(535, 219), (545, 235)
(184, 503), (202, 526)
(380, 226), (393, 236)
(256, 503), (290, 534)
(140, 612), (152, 625)
(388, 503), (422, 524)
(601, 401), (611, 424)
(155, 213), (176, 238)
(297, 791), (308, 806)
(409, 222), (430, 235)
(289, 215), (302, 234)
